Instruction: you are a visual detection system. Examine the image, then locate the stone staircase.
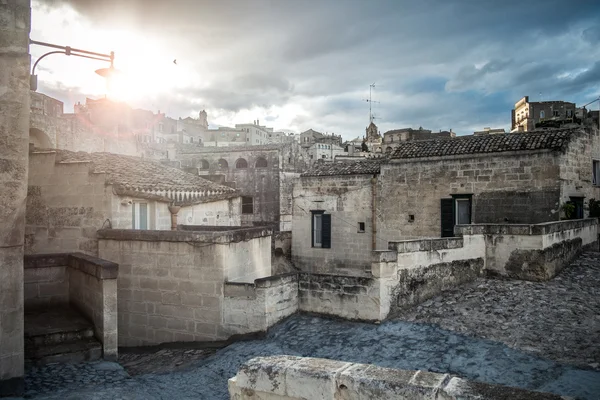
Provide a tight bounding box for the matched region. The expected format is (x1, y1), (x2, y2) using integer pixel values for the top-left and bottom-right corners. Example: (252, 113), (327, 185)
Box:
(25, 307), (102, 365)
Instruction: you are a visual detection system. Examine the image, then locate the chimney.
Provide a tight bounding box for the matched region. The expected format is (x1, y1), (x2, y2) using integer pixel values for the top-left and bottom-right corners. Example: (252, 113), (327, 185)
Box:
(257, 119), (260, 126)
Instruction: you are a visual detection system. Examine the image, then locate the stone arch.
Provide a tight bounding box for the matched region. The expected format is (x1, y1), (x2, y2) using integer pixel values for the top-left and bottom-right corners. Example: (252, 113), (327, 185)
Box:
(218, 159), (229, 169)
(385, 146), (393, 153)
(29, 128), (52, 149)
(198, 159), (209, 169)
(255, 157), (268, 168)
(235, 158), (248, 169)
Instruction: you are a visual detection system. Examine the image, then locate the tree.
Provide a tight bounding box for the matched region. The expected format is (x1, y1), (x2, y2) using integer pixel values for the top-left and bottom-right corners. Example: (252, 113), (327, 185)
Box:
(361, 141), (369, 152)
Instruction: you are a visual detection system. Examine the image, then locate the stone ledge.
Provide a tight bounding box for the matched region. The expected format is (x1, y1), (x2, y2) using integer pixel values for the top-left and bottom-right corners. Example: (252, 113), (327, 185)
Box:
(97, 226), (272, 243)
(388, 237), (464, 253)
(229, 355), (570, 400)
(225, 273), (299, 298)
(456, 218), (598, 237)
(23, 253), (117, 280)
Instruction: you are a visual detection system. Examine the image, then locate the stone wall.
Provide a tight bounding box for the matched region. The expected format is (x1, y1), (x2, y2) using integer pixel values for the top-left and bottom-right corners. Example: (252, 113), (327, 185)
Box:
(26, 150), (109, 255)
(97, 227), (272, 346)
(373, 235), (486, 318)
(0, 0), (30, 394)
(23, 253), (119, 361)
(378, 150), (562, 241)
(457, 218), (599, 281)
(223, 274), (298, 335)
(558, 128), (600, 205)
(292, 174), (383, 275)
(228, 356), (566, 400)
(298, 273), (380, 321)
(178, 148), (281, 226)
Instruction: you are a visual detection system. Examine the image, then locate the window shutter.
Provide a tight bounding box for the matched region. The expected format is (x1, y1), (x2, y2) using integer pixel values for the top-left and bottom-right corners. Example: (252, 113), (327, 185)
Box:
(321, 214), (332, 248)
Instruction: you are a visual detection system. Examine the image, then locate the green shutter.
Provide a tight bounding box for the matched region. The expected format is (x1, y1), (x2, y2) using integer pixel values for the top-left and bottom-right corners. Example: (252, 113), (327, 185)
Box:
(321, 214), (331, 249)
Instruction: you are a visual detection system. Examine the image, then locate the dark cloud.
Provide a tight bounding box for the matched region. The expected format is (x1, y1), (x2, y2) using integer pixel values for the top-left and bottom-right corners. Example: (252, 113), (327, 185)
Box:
(33, 0), (600, 138)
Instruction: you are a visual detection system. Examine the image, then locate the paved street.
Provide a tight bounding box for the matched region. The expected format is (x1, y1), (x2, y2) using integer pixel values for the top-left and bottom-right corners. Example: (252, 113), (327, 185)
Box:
(23, 252), (600, 400)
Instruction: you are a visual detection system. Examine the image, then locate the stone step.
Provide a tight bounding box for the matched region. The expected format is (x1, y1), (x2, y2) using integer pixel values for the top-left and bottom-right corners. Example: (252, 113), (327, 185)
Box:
(25, 307), (96, 346)
(26, 338), (102, 366)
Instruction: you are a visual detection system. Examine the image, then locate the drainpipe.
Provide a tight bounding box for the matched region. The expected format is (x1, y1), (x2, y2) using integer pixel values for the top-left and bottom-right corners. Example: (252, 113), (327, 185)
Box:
(371, 175), (377, 251)
(168, 205), (181, 230)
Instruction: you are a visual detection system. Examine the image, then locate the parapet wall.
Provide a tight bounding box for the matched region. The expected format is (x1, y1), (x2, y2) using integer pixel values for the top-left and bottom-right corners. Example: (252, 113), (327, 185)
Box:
(228, 356), (567, 400)
(24, 253), (118, 360)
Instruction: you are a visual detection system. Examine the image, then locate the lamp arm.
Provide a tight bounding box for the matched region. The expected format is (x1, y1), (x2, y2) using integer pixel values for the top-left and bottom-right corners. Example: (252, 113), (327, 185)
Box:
(31, 50), (65, 75)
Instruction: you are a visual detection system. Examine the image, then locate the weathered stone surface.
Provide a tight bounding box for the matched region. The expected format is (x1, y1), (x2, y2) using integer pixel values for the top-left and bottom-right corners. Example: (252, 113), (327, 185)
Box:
(395, 251), (600, 369)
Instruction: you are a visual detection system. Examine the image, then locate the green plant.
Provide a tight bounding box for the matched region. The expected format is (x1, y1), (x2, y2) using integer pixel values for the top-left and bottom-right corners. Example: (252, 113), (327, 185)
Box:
(588, 198), (600, 218)
(561, 202), (576, 220)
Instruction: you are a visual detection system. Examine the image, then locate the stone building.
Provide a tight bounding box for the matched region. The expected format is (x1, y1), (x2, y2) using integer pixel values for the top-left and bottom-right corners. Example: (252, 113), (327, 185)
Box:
(473, 127), (506, 136)
(382, 127), (455, 152)
(378, 127), (600, 240)
(511, 96), (577, 132)
(292, 160), (384, 274)
(305, 142), (345, 164)
(175, 144), (304, 230)
(26, 148), (241, 256)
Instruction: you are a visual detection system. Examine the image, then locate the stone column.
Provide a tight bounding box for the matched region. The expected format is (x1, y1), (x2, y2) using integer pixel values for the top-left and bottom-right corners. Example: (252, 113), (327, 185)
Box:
(168, 205), (181, 230)
(0, 0), (30, 396)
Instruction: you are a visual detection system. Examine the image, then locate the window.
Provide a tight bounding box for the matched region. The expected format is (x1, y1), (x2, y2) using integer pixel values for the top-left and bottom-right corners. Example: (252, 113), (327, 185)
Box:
(190, 137), (194, 143)
(218, 159), (228, 169)
(132, 202), (149, 230)
(198, 159), (209, 169)
(236, 158), (248, 168)
(593, 160), (600, 186)
(357, 222), (365, 233)
(158, 123), (163, 133)
(255, 157), (268, 168)
(455, 197), (472, 225)
(242, 196), (253, 214)
(540, 110), (545, 119)
(311, 211), (331, 248)
(569, 197), (584, 219)
(553, 110), (559, 117)
(567, 110), (573, 118)
(322, 155), (326, 159)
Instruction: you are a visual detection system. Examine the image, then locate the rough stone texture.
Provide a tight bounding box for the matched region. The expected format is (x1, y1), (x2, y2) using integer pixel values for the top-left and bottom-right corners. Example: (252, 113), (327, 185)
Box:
(0, 0), (30, 395)
(20, 310), (600, 399)
(98, 227), (272, 346)
(395, 251), (600, 370)
(223, 274), (298, 335)
(379, 150), (564, 240)
(298, 273), (380, 321)
(392, 258), (484, 311)
(22, 253), (119, 361)
(292, 174), (383, 274)
(229, 356), (568, 400)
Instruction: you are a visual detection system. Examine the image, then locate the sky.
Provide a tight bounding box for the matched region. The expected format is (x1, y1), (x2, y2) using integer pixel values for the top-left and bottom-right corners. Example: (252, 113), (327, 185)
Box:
(32, 0), (600, 139)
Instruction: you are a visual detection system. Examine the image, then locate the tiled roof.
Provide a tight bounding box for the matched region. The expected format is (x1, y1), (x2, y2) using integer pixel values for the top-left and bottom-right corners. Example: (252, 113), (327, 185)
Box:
(390, 129), (577, 159)
(53, 150), (237, 193)
(176, 143), (285, 154)
(301, 160), (382, 177)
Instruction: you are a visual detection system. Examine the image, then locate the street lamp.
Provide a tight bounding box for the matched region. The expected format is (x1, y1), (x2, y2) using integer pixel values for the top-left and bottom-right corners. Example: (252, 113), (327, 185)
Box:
(29, 39), (117, 91)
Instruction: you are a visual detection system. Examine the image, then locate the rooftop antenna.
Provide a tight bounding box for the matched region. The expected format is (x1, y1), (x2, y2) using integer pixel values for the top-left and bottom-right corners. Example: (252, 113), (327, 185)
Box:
(363, 83), (380, 124)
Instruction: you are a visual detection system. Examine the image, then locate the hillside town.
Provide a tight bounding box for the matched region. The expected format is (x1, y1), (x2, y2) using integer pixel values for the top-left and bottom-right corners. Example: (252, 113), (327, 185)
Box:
(2, 1), (600, 399)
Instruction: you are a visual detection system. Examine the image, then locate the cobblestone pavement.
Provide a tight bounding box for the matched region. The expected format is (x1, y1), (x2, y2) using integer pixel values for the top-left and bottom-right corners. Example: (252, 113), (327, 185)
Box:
(22, 253), (600, 400)
(119, 349), (216, 376)
(394, 251), (600, 369)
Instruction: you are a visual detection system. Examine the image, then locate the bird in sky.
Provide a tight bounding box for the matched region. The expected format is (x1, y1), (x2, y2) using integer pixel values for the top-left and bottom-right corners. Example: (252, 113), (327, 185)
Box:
(173, 59), (177, 65)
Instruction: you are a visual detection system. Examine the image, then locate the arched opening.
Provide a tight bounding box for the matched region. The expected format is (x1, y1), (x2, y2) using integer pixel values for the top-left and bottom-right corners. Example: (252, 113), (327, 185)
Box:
(255, 157), (268, 168)
(218, 159), (229, 169)
(385, 146), (393, 153)
(235, 158), (248, 169)
(29, 128), (52, 149)
(198, 159), (209, 170)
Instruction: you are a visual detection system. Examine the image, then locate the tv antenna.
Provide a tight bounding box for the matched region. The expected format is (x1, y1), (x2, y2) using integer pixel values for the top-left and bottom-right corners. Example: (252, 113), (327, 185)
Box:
(363, 83), (380, 124)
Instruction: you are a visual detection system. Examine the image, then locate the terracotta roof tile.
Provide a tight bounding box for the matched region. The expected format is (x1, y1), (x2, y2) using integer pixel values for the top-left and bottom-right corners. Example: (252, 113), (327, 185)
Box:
(54, 150), (236, 193)
(301, 160), (382, 177)
(390, 128), (578, 159)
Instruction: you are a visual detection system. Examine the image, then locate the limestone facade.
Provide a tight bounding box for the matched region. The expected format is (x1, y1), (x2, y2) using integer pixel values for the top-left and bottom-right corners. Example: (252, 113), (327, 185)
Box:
(0, 0), (30, 395)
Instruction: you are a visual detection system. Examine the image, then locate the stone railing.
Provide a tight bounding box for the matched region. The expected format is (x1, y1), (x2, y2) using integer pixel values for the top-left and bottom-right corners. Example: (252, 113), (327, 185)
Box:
(223, 273), (298, 335)
(24, 253), (118, 361)
(228, 356), (567, 400)
(456, 218), (599, 280)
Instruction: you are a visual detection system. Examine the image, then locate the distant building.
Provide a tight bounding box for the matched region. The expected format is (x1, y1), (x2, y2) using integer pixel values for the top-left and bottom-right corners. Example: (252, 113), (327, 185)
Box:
(473, 127), (506, 136)
(382, 127), (455, 153)
(511, 96), (576, 132)
(306, 142), (345, 163)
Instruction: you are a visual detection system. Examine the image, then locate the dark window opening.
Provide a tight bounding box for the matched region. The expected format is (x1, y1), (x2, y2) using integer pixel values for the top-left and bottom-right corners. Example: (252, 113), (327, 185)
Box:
(358, 222), (365, 233)
(242, 196), (253, 214)
(408, 214), (415, 222)
(311, 210), (331, 248)
(199, 159), (209, 170)
(218, 159), (228, 169)
(236, 158), (248, 169)
(569, 197), (584, 219)
(255, 157), (268, 168)
(593, 160), (600, 186)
